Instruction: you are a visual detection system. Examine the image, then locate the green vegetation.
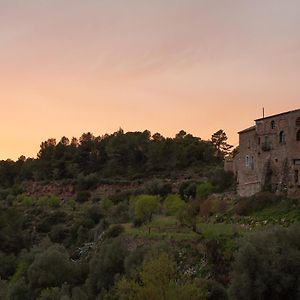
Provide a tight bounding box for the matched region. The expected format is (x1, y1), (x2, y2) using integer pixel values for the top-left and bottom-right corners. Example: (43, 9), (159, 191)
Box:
(0, 129), (225, 188)
(229, 225), (300, 300)
(0, 129), (299, 299)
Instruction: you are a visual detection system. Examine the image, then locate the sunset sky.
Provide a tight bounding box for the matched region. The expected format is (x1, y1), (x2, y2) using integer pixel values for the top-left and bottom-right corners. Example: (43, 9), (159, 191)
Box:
(1, 0), (300, 160)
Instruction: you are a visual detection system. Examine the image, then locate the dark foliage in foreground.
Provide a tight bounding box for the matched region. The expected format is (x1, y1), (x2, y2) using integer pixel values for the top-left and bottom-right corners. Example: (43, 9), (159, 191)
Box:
(229, 225), (300, 300)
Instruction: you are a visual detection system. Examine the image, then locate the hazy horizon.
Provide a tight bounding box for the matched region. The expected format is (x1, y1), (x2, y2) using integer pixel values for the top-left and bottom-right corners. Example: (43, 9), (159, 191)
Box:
(1, 0), (300, 160)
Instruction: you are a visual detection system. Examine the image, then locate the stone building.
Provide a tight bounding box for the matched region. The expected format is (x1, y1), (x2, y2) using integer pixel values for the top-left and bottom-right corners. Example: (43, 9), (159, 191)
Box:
(235, 109), (300, 197)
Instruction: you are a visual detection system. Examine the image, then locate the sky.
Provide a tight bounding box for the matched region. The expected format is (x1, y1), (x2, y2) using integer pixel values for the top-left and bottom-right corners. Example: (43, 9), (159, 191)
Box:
(1, 0), (300, 160)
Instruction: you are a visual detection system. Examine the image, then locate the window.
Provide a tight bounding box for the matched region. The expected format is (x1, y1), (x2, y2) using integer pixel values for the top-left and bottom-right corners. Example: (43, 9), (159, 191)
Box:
(297, 130), (300, 141)
(296, 117), (300, 126)
(279, 131), (286, 143)
(248, 140), (251, 149)
(294, 159), (300, 166)
(251, 156), (254, 170)
(295, 170), (299, 183)
(265, 136), (269, 143)
(258, 137), (261, 145)
(271, 120), (275, 129)
(245, 156), (249, 167)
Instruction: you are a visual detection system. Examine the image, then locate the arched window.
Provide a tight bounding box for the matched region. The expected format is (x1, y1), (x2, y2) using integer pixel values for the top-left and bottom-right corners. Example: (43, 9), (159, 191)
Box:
(297, 130), (300, 141)
(271, 120), (275, 129)
(245, 156), (249, 167)
(279, 131), (286, 143)
(296, 117), (300, 126)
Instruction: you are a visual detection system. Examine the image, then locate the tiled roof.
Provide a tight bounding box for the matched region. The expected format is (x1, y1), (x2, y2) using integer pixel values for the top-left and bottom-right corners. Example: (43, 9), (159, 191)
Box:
(238, 125), (256, 134)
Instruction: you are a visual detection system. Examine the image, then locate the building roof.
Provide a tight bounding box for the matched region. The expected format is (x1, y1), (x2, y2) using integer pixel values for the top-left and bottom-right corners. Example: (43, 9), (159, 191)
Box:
(238, 125), (256, 134)
(255, 108), (300, 122)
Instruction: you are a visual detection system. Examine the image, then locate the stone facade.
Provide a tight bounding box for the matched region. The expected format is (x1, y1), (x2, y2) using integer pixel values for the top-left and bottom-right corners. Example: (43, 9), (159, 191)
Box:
(235, 109), (300, 197)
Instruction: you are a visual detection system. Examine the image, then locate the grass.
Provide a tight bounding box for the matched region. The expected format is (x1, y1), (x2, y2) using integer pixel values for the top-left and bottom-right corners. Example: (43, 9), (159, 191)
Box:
(250, 201), (300, 222)
(123, 215), (244, 241)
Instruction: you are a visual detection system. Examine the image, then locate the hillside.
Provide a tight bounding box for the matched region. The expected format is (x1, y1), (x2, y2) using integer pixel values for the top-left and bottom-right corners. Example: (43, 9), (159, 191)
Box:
(0, 130), (299, 300)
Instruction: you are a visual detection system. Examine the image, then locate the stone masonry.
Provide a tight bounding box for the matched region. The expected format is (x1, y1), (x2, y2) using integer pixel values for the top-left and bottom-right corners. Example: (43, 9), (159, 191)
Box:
(234, 109), (300, 197)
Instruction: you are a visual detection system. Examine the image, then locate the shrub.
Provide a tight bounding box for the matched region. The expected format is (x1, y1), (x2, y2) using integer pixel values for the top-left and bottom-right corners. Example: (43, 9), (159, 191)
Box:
(179, 181), (197, 201)
(0, 251), (17, 279)
(8, 278), (33, 300)
(229, 225), (300, 300)
(124, 246), (148, 275)
(104, 224), (124, 239)
(202, 279), (228, 300)
(38, 287), (61, 300)
(0, 280), (8, 300)
(88, 238), (128, 295)
(177, 203), (199, 233)
(39, 195), (60, 207)
(28, 245), (75, 290)
(76, 173), (99, 191)
(235, 192), (277, 215)
(199, 199), (213, 218)
(36, 211), (67, 233)
(210, 169), (234, 192)
(196, 182), (214, 199)
(16, 194), (35, 206)
(144, 179), (172, 197)
(49, 224), (69, 244)
(117, 253), (205, 300)
(163, 194), (185, 216)
(8, 277), (31, 300)
(86, 204), (103, 225)
(108, 201), (130, 223)
(75, 191), (91, 203)
(130, 195), (160, 223)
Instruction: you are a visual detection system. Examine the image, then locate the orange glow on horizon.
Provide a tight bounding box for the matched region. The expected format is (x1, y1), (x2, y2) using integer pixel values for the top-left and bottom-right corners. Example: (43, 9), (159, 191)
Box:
(1, 1), (300, 160)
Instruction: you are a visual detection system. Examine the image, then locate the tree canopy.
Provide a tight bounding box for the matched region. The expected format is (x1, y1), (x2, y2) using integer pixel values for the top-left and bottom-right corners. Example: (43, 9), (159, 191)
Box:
(0, 129), (226, 187)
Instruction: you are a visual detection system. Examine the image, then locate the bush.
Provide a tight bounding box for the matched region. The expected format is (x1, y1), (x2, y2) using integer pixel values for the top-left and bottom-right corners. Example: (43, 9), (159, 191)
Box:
(196, 182), (214, 199)
(235, 192), (277, 215)
(229, 225), (300, 300)
(36, 211), (67, 233)
(203, 279), (228, 300)
(144, 179), (172, 197)
(49, 224), (69, 244)
(179, 181), (197, 201)
(117, 253), (205, 300)
(130, 195), (160, 224)
(38, 287), (61, 300)
(163, 194), (185, 216)
(28, 245), (75, 290)
(86, 204), (103, 225)
(210, 169), (234, 192)
(75, 191), (91, 203)
(88, 238), (128, 295)
(76, 173), (99, 191)
(39, 195), (60, 207)
(108, 201), (130, 223)
(0, 251), (17, 279)
(0, 280), (8, 300)
(104, 224), (124, 239)
(124, 246), (148, 275)
(8, 277), (31, 300)
(16, 194), (35, 206)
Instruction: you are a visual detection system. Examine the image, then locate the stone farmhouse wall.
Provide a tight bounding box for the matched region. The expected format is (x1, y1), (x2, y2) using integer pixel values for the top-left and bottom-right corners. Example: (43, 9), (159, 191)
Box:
(235, 109), (300, 197)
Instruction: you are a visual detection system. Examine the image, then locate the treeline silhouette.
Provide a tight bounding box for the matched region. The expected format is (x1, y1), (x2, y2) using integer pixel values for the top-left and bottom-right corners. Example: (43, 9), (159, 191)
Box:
(0, 129), (222, 188)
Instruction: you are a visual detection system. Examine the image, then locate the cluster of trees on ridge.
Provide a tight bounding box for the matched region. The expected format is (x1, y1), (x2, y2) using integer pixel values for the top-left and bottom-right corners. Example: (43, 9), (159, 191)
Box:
(0, 129), (233, 188)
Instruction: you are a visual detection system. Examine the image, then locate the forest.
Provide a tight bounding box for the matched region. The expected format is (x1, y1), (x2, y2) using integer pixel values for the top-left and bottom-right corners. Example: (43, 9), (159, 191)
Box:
(0, 129), (299, 300)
